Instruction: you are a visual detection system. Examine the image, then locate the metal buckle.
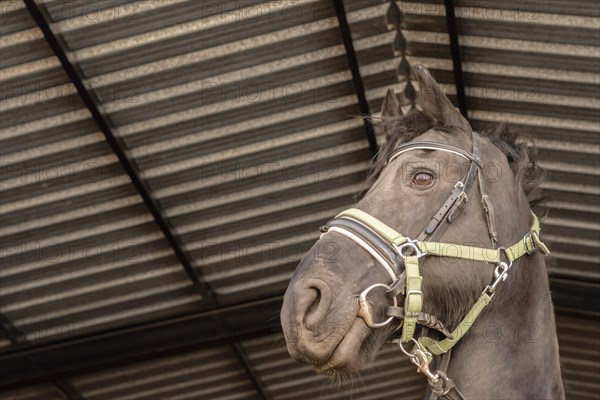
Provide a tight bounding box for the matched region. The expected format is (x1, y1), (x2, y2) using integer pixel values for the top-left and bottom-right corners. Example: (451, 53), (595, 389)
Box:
(357, 283), (398, 328)
(456, 191), (468, 203)
(394, 239), (426, 259)
(523, 232), (536, 255)
(404, 289), (423, 317)
(497, 246), (512, 265)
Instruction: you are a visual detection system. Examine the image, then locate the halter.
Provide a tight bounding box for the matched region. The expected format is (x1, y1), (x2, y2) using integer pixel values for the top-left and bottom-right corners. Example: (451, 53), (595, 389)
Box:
(319, 131), (550, 398)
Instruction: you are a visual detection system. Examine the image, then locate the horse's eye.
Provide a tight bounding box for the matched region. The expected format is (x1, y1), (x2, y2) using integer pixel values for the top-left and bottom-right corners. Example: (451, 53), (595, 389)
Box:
(412, 172), (434, 186)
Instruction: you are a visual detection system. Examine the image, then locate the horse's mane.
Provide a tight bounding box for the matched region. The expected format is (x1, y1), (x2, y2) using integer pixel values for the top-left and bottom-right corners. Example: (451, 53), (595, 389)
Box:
(359, 109), (547, 213)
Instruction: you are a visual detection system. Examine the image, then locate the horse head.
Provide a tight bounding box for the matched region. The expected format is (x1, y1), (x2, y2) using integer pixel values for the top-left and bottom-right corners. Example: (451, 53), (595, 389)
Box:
(280, 65), (563, 398)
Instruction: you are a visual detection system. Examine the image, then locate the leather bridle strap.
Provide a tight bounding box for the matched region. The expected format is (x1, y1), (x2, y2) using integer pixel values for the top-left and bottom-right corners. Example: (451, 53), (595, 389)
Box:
(388, 141), (481, 165)
(425, 351), (468, 400)
(417, 135), (482, 244)
(430, 373), (467, 400)
(417, 159), (478, 243)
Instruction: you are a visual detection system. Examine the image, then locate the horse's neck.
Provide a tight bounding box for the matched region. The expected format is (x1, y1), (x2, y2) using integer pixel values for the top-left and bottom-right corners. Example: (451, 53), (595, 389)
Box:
(446, 254), (565, 399)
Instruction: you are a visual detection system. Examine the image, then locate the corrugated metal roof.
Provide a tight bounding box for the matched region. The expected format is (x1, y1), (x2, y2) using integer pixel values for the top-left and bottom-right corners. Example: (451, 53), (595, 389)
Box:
(35, 0), (373, 306)
(557, 313), (600, 398)
(0, 0), (203, 346)
(0, 0), (598, 399)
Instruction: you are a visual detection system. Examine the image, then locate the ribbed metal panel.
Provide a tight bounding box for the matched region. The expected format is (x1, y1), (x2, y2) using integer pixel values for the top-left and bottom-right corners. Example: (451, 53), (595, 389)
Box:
(40, 0), (373, 305)
(394, 0), (457, 108)
(68, 346), (259, 400)
(0, 0), (202, 347)
(557, 312), (600, 399)
(241, 335), (425, 399)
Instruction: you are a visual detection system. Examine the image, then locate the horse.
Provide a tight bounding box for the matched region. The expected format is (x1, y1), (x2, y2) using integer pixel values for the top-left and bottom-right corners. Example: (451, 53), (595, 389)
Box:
(280, 65), (564, 399)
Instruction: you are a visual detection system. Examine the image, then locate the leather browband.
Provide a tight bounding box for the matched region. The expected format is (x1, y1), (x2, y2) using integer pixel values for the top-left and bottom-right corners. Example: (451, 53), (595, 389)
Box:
(388, 141), (481, 165)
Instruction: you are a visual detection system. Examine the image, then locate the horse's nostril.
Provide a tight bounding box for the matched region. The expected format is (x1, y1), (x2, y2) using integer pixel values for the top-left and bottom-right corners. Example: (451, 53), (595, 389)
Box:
(305, 287), (321, 317)
(301, 281), (331, 330)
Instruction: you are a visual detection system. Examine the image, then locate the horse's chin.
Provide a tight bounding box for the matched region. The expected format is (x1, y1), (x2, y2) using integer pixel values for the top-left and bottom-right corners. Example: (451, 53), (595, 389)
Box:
(313, 317), (373, 375)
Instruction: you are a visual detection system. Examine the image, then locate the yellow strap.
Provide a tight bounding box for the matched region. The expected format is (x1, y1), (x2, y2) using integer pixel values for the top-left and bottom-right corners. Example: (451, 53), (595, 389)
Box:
(417, 242), (500, 263)
(401, 256), (422, 342)
(504, 212), (550, 261)
(418, 292), (492, 355)
(336, 208), (407, 245)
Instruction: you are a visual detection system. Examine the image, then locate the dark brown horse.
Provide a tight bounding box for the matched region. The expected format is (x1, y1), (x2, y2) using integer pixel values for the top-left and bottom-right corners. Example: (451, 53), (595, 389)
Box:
(280, 65), (564, 399)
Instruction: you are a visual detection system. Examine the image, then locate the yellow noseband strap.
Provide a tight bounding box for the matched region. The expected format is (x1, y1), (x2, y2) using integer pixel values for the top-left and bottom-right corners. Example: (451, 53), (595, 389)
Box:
(335, 208), (408, 246)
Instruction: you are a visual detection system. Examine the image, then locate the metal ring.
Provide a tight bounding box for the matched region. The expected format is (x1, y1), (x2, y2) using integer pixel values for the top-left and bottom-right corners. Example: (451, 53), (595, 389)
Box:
(397, 337), (422, 358)
(497, 246), (513, 265)
(493, 262), (509, 279)
(395, 240), (424, 258)
(357, 283), (398, 328)
(397, 337), (416, 357)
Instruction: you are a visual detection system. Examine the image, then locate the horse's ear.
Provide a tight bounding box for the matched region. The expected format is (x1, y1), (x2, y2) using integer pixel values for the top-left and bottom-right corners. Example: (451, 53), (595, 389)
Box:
(381, 88), (403, 136)
(413, 64), (471, 132)
(382, 88), (402, 118)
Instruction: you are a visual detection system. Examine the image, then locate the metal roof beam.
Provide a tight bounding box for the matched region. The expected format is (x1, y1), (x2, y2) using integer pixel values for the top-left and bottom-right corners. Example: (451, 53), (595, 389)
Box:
(0, 311), (85, 399)
(0, 314), (26, 346)
(444, 0), (468, 118)
(233, 343), (272, 400)
(54, 380), (85, 400)
(333, 0), (378, 156)
(22, 0), (217, 306)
